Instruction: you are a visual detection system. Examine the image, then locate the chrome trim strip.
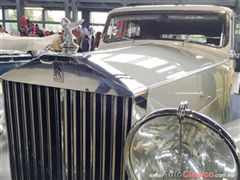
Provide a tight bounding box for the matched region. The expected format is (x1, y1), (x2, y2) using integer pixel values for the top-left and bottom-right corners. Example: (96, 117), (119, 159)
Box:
(54, 89), (61, 180)
(120, 98), (127, 179)
(120, 97), (128, 180)
(37, 86), (46, 180)
(13, 82), (24, 180)
(60, 89), (68, 180)
(5, 81), (17, 180)
(20, 84), (30, 180)
(110, 96), (117, 180)
(82, 92), (86, 180)
(100, 95), (106, 180)
(90, 93), (96, 180)
(29, 85), (38, 180)
(46, 87), (52, 180)
(64, 90), (68, 179)
(71, 90), (77, 180)
(0, 60), (30, 64)
(124, 98), (129, 144)
(79, 92), (83, 179)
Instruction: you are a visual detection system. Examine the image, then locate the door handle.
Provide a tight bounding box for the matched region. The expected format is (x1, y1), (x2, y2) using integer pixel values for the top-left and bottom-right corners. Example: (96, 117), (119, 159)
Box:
(199, 93), (212, 101)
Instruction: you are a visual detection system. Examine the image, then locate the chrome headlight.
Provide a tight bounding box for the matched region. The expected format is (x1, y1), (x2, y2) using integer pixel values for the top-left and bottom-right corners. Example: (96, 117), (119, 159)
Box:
(124, 102), (240, 179)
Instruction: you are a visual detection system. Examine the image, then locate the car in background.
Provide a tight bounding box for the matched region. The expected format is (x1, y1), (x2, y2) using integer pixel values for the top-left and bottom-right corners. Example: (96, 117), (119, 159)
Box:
(0, 32), (59, 55)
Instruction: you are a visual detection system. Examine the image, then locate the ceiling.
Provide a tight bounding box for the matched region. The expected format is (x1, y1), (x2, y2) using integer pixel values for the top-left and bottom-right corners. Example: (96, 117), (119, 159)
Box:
(0, 0), (238, 11)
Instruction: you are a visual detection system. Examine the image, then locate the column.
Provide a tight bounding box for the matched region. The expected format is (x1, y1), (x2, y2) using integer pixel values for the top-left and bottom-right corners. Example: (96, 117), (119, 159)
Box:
(82, 9), (90, 28)
(72, 0), (78, 22)
(65, 0), (71, 19)
(16, 0), (24, 28)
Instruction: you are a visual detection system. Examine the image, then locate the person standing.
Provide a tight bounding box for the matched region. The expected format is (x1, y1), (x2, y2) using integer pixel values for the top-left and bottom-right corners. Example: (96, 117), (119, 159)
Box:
(94, 32), (102, 49)
(80, 35), (90, 52)
(0, 24), (7, 33)
(90, 35), (95, 51)
(80, 27), (90, 52)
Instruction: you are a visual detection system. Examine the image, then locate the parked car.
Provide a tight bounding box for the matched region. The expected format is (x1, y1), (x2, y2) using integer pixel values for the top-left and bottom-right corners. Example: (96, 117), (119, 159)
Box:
(1, 5), (240, 180)
(0, 32), (59, 55)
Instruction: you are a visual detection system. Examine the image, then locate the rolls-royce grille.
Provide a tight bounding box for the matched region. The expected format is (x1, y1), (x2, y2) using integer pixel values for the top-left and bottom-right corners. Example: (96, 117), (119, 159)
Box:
(3, 80), (133, 180)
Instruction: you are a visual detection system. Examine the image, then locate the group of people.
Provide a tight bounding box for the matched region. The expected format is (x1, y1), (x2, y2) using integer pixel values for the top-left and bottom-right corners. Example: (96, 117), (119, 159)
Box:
(48, 26), (102, 53)
(1, 15), (102, 53)
(74, 27), (102, 52)
(19, 16), (53, 37)
(19, 23), (47, 37)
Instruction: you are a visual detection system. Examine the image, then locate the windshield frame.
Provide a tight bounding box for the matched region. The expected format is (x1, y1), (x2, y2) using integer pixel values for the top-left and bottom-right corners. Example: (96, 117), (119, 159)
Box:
(103, 10), (230, 48)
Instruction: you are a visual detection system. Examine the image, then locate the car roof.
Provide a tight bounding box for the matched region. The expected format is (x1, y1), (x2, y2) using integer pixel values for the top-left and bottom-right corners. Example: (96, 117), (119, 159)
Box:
(109, 5), (233, 15)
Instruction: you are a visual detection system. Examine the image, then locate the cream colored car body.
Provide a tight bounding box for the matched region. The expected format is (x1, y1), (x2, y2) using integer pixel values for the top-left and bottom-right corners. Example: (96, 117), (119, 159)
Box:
(97, 5), (235, 124)
(0, 33), (59, 55)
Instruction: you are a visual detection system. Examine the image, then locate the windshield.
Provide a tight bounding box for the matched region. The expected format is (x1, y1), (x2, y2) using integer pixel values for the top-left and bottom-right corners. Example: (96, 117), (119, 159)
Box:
(104, 12), (228, 47)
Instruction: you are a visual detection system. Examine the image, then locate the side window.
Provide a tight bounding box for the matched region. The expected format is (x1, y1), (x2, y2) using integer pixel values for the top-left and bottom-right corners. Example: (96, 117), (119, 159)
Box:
(105, 18), (140, 41)
(126, 22), (140, 38)
(106, 17), (117, 40)
(106, 18), (125, 40)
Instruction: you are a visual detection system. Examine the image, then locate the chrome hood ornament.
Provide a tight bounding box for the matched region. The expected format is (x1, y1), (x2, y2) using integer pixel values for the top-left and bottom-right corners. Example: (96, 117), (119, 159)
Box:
(60, 18), (84, 55)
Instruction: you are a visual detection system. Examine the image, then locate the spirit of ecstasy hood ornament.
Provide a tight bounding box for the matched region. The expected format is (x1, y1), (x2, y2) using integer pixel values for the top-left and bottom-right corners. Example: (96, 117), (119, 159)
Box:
(61, 18), (84, 55)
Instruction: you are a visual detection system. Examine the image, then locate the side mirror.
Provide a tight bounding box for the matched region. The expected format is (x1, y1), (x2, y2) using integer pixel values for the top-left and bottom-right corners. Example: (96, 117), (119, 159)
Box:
(125, 102), (240, 179)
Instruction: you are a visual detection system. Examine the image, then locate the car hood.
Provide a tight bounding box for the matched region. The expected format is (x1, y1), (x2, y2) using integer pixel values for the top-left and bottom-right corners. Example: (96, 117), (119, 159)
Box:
(87, 40), (229, 88)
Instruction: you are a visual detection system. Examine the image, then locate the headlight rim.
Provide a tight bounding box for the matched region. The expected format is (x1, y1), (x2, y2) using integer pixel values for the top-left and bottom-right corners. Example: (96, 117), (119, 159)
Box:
(124, 108), (240, 180)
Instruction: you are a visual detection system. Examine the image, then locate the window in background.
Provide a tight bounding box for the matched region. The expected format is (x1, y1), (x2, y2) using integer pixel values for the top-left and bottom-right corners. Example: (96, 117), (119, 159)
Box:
(4, 9), (17, 20)
(45, 10), (65, 22)
(5, 22), (18, 35)
(90, 25), (104, 34)
(25, 9), (42, 21)
(45, 23), (62, 32)
(78, 11), (82, 21)
(90, 12), (108, 25)
(0, 9), (2, 20)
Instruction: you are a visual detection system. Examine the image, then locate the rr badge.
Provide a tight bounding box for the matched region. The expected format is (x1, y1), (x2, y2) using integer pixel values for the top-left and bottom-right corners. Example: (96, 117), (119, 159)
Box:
(53, 62), (64, 82)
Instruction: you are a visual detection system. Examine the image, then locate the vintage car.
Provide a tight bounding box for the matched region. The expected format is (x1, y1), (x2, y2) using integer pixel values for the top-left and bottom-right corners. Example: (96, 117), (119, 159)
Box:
(0, 32), (59, 55)
(1, 5), (240, 180)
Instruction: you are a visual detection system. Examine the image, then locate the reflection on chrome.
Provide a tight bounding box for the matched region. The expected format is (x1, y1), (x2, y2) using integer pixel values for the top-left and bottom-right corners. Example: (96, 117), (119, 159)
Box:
(0, 81), (5, 136)
(130, 116), (238, 179)
(0, 110), (4, 135)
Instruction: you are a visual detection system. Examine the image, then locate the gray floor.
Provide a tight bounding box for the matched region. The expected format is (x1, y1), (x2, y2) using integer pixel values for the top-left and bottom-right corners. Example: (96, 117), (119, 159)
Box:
(230, 93), (240, 121)
(0, 95), (240, 180)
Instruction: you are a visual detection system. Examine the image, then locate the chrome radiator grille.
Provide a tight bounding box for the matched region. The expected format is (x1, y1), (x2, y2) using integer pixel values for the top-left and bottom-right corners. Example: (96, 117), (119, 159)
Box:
(3, 80), (133, 180)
